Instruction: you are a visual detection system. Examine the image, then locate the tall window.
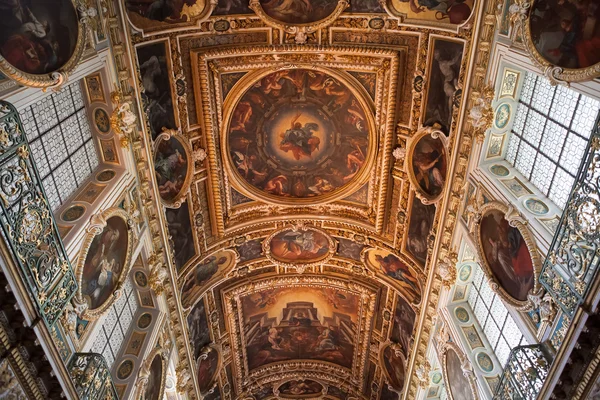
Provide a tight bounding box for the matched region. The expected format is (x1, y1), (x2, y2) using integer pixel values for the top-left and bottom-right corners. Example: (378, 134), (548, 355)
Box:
(89, 277), (139, 367)
(505, 72), (600, 209)
(19, 82), (99, 211)
(468, 264), (528, 366)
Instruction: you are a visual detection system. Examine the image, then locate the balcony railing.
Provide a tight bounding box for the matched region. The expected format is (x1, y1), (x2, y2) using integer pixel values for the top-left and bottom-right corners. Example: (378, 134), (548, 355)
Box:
(493, 345), (551, 400)
(68, 353), (119, 400)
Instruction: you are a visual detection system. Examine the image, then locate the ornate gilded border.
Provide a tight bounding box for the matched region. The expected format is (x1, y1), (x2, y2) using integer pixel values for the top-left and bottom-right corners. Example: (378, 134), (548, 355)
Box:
(73, 207), (134, 320)
(512, 0), (600, 83)
(263, 224), (336, 272)
(134, 347), (168, 400)
(153, 128), (194, 209)
(379, 342), (407, 395)
(249, 0), (349, 44)
(473, 201), (542, 310)
(223, 276), (376, 394)
(273, 377), (327, 398)
(0, 0), (88, 89)
(406, 127), (449, 204)
(439, 340), (479, 400)
(220, 64), (378, 206)
(381, 0), (475, 32)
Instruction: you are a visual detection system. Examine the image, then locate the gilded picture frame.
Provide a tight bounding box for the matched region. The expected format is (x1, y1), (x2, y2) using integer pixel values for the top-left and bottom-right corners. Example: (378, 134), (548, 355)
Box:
(473, 201), (542, 310)
(153, 128), (194, 209)
(406, 127), (449, 204)
(379, 342), (408, 395)
(73, 207), (134, 320)
(0, 0), (87, 89)
(134, 347), (168, 400)
(519, 0), (600, 83)
(440, 341), (479, 400)
(195, 344), (222, 395)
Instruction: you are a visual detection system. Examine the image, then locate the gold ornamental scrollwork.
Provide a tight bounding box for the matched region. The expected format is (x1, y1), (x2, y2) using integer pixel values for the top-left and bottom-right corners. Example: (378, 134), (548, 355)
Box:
(473, 201), (542, 310)
(248, 0), (349, 44)
(153, 128), (194, 209)
(72, 207), (134, 320)
(262, 224), (336, 273)
(0, 0), (88, 89)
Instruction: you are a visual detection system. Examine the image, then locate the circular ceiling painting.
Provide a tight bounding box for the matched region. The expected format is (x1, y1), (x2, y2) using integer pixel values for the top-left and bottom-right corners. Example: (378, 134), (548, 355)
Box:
(226, 69), (373, 202)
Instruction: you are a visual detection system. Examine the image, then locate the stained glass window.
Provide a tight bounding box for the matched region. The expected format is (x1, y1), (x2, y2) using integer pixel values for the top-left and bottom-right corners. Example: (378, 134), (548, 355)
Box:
(89, 278), (138, 368)
(20, 82), (98, 211)
(506, 72), (599, 209)
(467, 264), (528, 366)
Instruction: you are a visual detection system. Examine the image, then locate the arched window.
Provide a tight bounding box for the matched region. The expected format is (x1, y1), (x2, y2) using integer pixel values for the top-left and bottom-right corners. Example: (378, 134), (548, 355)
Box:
(19, 82), (99, 211)
(505, 72), (599, 209)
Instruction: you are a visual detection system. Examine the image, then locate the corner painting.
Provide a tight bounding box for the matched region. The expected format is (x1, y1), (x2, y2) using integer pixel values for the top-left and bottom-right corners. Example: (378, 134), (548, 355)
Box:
(277, 380), (324, 398)
(188, 298), (211, 360)
(386, 0), (474, 25)
(136, 41), (176, 139)
(406, 196), (436, 266)
(226, 69), (373, 203)
(423, 39), (464, 135)
(409, 129), (448, 202)
(364, 249), (421, 303)
(144, 354), (165, 400)
(166, 201), (196, 271)
(390, 295), (417, 357)
(124, 0), (214, 34)
(265, 226), (335, 267)
(381, 345), (406, 391)
(153, 130), (193, 208)
(239, 286), (361, 370)
(476, 203), (538, 305)
(197, 347), (220, 394)
(181, 250), (236, 307)
(445, 348), (475, 400)
(76, 209), (132, 319)
(527, 0), (600, 79)
(0, 0), (84, 88)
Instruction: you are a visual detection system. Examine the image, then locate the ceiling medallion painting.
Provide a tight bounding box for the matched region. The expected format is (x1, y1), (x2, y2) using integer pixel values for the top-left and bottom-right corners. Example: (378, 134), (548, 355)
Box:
(249, 0), (349, 43)
(196, 345), (220, 394)
(407, 128), (448, 204)
(74, 208), (134, 320)
(275, 379), (324, 398)
(181, 249), (236, 307)
(383, 0), (474, 27)
(264, 225), (336, 270)
(380, 344), (406, 393)
(474, 202), (541, 309)
(124, 0), (215, 35)
(225, 277), (375, 393)
(225, 68), (374, 204)
(153, 128), (194, 208)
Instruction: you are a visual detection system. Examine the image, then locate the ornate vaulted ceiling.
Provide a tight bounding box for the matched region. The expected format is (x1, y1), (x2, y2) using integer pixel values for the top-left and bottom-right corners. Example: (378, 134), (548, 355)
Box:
(122, 0), (483, 398)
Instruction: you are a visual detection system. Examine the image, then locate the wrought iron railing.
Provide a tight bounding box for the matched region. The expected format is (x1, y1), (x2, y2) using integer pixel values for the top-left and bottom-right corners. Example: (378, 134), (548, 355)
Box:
(539, 115), (600, 318)
(493, 345), (551, 400)
(0, 101), (77, 326)
(68, 353), (119, 399)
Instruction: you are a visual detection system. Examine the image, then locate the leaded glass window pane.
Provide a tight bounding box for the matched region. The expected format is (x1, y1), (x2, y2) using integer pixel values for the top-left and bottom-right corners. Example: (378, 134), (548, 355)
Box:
(505, 72), (599, 210)
(20, 82), (98, 212)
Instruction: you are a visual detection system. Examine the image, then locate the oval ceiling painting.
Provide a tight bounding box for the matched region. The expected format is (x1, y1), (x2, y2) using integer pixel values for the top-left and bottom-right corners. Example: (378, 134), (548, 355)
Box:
(79, 211), (131, 314)
(478, 207), (535, 302)
(144, 354), (165, 400)
(528, 0), (600, 72)
(445, 348), (474, 400)
(409, 131), (448, 201)
(154, 131), (192, 207)
(197, 347), (219, 394)
(226, 68), (373, 203)
(278, 379), (323, 398)
(266, 226), (334, 266)
(257, 0), (339, 24)
(386, 0), (474, 25)
(382, 345), (406, 391)
(125, 0), (213, 33)
(0, 0), (81, 79)
(365, 249), (421, 304)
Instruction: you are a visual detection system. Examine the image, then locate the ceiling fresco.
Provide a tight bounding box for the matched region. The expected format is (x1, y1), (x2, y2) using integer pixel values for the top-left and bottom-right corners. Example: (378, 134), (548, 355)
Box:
(123, 0), (482, 397)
